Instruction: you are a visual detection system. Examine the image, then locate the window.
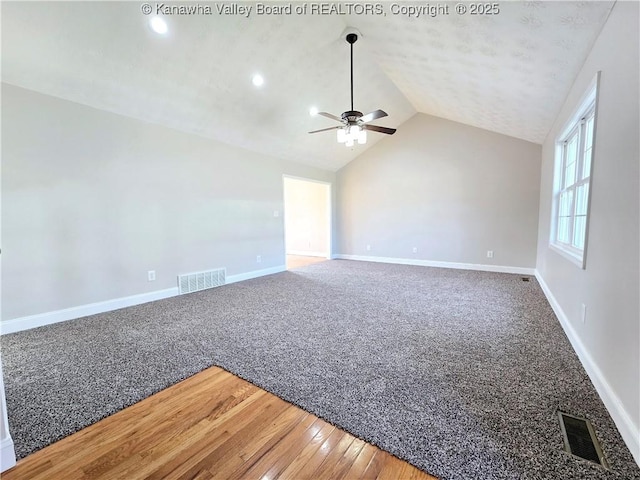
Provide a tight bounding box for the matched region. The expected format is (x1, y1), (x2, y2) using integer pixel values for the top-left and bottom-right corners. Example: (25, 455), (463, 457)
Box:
(551, 74), (599, 268)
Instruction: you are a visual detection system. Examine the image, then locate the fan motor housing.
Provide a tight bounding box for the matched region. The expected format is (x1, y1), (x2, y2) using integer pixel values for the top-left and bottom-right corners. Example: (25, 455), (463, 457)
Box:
(342, 110), (363, 122)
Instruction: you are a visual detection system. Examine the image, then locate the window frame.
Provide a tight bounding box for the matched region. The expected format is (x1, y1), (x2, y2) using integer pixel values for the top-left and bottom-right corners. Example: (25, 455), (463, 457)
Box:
(550, 72), (600, 269)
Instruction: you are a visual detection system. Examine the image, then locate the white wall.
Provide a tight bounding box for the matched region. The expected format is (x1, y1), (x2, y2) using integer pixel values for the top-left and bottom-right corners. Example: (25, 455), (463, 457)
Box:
(1, 84), (335, 324)
(284, 177), (330, 257)
(336, 113), (541, 270)
(536, 1), (639, 463)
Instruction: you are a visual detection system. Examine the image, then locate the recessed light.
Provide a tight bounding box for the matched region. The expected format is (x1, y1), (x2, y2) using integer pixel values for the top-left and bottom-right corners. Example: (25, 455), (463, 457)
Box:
(309, 107), (319, 116)
(252, 74), (264, 87)
(150, 17), (168, 35)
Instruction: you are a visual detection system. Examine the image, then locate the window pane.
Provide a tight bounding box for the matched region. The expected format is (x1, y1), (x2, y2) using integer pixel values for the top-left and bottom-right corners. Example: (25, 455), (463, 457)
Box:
(564, 162), (576, 188)
(567, 133), (579, 162)
(582, 148), (592, 179)
(564, 134), (578, 188)
(575, 183), (589, 216)
(558, 217), (570, 244)
(560, 190), (573, 217)
(582, 115), (594, 179)
(573, 215), (586, 250)
(585, 116), (594, 150)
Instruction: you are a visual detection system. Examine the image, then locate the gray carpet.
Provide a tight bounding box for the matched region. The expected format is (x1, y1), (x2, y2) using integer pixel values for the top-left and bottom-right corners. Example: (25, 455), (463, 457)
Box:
(2, 260), (639, 479)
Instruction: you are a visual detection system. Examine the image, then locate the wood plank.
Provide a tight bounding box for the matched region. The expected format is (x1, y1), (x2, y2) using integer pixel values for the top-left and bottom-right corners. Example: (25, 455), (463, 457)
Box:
(309, 430), (356, 479)
(2, 367), (437, 480)
(359, 449), (390, 480)
(377, 454), (411, 480)
(186, 403), (305, 480)
(140, 390), (278, 480)
(234, 406), (308, 467)
(277, 422), (337, 479)
(284, 427), (350, 479)
(317, 435), (366, 480)
(286, 255), (327, 269)
(236, 415), (322, 480)
(341, 441), (376, 479)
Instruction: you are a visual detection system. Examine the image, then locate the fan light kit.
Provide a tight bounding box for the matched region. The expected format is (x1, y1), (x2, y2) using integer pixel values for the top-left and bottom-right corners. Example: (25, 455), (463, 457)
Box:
(309, 30), (396, 147)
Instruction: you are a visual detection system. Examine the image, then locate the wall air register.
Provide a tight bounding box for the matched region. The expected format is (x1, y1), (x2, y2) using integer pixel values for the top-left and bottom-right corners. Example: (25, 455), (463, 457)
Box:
(178, 268), (226, 294)
(558, 411), (608, 468)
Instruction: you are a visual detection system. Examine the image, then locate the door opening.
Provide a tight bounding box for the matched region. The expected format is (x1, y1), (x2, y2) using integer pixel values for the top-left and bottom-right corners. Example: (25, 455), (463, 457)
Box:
(283, 176), (331, 270)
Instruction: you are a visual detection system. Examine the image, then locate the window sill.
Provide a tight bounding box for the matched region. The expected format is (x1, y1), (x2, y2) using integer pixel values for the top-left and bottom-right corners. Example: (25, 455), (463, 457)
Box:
(549, 243), (586, 269)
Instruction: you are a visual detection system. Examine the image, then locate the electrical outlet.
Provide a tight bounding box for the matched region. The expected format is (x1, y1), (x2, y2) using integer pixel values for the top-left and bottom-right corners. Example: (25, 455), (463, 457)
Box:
(147, 270), (156, 281)
(256, 255), (262, 263)
(366, 244), (371, 251)
(581, 304), (587, 324)
(412, 247), (418, 253)
(487, 250), (494, 259)
(273, 210), (279, 217)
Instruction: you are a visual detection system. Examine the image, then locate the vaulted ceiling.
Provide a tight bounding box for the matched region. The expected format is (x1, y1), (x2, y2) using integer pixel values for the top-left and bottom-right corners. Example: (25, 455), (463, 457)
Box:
(1, 1), (614, 171)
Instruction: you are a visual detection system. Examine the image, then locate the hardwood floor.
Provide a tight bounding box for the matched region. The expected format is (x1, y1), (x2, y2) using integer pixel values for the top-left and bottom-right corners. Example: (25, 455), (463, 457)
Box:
(286, 255), (327, 270)
(3, 366), (437, 480)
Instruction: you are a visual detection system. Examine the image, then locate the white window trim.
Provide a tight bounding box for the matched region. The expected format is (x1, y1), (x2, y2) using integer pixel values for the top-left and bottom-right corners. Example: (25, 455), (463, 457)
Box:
(549, 72), (600, 269)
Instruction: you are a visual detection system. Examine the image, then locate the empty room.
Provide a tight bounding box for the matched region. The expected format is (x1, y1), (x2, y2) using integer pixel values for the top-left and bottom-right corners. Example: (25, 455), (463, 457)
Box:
(1, 1), (638, 479)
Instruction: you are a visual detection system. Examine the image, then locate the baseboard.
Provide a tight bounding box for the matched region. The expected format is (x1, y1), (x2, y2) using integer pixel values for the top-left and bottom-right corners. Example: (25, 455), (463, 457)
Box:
(287, 250), (328, 258)
(0, 265), (288, 335)
(0, 437), (16, 473)
(0, 287), (180, 335)
(535, 270), (640, 466)
(334, 254), (535, 275)
(226, 265), (286, 284)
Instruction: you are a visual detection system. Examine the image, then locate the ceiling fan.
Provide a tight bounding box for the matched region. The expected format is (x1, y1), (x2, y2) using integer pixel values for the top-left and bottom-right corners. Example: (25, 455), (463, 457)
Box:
(309, 31), (396, 147)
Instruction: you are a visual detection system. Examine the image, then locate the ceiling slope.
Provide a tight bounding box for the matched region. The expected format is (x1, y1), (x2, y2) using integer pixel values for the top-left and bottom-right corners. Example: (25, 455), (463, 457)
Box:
(1, 1), (614, 171)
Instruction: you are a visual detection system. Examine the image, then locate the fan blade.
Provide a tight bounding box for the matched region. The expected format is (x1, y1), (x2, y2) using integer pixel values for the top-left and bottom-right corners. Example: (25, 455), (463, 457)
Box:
(309, 126), (341, 134)
(317, 112), (343, 122)
(363, 124), (396, 135)
(360, 109), (388, 123)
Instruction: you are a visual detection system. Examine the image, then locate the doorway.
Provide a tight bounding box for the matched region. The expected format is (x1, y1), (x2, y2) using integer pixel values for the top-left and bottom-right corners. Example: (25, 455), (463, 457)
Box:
(283, 176), (331, 269)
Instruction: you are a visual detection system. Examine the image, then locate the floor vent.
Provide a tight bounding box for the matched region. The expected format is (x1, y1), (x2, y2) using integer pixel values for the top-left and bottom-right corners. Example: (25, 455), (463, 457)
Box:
(178, 268), (226, 295)
(558, 411), (608, 468)
(521, 277), (530, 282)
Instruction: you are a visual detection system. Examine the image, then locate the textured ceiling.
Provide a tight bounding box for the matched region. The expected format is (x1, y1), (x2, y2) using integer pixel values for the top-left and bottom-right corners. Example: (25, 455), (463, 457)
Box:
(1, 1), (614, 171)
